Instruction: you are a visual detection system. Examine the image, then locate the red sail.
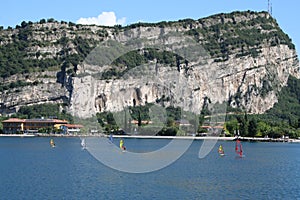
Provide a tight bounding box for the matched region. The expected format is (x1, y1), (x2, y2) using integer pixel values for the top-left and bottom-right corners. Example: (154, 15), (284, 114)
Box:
(235, 139), (243, 157)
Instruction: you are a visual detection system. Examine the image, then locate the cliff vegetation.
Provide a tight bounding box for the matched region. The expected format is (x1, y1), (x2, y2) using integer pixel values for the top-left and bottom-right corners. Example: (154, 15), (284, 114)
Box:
(0, 11), (299, 138)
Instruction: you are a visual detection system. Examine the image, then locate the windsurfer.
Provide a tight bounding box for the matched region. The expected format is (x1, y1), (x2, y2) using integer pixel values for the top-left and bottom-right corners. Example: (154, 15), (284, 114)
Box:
(50, 139), (55, 147)
(81, 138), (86, 149)
(235, 139), (244, 157)
(218, 144), (224, 155)
(109, 134), (113, 143)
(235, 139), (239, 152)
(119, 139), (126, 151)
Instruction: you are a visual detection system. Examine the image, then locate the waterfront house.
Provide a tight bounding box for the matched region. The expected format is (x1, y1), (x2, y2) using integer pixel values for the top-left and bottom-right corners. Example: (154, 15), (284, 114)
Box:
(58, 124), (84, 135)
(2, 118), (82, 134)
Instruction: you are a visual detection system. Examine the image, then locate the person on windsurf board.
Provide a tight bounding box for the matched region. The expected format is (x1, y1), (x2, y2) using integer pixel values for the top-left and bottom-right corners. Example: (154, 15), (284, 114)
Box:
(50, 139), (55, 148)
(119, 139), (126, 151)
(218, 144), (225, 156)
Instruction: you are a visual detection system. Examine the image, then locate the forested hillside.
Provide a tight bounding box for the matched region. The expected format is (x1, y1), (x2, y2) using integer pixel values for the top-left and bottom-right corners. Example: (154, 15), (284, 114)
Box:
(0, 11), (299, 138)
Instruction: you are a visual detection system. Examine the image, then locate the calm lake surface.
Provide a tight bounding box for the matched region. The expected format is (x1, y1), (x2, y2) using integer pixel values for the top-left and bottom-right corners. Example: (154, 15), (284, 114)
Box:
(0, 137), (299, 200)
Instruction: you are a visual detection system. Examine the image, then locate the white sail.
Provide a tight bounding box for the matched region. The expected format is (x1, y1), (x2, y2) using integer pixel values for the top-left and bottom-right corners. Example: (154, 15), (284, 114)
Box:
(81, 138), (86, 149)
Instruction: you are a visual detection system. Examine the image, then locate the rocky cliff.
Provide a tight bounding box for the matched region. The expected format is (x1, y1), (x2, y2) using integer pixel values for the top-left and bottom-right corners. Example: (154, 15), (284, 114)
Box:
(0, 11), (299, 118)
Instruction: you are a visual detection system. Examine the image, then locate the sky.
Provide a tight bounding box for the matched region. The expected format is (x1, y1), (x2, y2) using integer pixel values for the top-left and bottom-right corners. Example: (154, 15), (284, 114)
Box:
(0, 0), (299, 54)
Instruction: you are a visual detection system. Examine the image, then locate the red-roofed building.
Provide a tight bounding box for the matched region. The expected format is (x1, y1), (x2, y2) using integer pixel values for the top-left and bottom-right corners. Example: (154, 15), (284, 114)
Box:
(1, 118), (82, 134)
(1, 118), (26, 134)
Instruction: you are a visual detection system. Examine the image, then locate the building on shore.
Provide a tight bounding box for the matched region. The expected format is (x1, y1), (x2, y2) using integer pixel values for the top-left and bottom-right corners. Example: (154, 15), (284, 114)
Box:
(2, 118), (83, 135)
(58, 124), (84, 135)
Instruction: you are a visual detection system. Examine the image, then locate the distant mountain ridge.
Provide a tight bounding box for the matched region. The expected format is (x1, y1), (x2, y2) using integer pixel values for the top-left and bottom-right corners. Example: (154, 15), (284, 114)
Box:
(0, 10), (299, 117)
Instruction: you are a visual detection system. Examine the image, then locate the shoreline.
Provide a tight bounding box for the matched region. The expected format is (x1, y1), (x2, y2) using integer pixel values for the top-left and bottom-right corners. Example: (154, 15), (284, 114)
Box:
(111, 135), (236, 140)
(0, 134), (36, 137)
(1, 134), (300, 143)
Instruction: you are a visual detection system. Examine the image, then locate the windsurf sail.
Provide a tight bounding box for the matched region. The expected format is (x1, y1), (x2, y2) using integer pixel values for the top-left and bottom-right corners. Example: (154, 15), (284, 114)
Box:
(81, 138), (86, 149)
(119, 139), (126, 151)
(235, 139), (243, 157)
(218, 145), (224, 155)
(109, 134), (113, 143)
(50, 139), (55, 147)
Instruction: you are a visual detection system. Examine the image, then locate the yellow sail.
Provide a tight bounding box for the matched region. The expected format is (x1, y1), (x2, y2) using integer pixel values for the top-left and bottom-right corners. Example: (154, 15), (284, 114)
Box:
(119, 139), (124, 149)
(119, 139), (126, 151)
(218, 145), (224, 155)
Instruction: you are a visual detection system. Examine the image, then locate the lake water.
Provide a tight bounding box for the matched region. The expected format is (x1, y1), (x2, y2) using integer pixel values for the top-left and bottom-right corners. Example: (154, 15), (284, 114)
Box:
(0, 137), (300, 200)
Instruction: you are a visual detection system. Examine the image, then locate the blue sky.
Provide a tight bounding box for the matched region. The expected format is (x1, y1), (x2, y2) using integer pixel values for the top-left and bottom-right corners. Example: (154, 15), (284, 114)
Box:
(0, 0), (299, 53)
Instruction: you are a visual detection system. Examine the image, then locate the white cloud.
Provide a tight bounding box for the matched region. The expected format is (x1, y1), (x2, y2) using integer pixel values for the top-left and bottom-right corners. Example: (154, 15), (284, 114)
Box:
(76, 12), (126, 26)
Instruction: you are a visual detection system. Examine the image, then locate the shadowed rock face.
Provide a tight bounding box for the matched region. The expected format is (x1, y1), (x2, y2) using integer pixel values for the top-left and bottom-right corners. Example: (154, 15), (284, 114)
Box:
(0, 11), (299, 117)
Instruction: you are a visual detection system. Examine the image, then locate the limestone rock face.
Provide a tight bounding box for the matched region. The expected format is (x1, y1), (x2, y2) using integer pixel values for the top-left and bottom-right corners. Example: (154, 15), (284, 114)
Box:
(0, 11), (299, 117)
(0, 71), (68, 114)
(69, 43), (299, 118)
